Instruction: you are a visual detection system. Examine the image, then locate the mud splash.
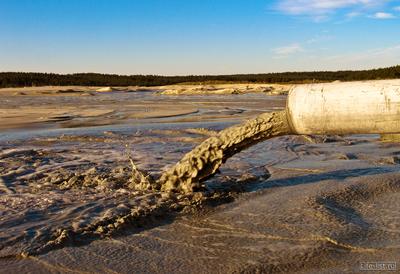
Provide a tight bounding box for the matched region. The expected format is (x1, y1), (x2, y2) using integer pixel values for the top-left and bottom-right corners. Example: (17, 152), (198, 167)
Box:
(157, 111), (290, 193)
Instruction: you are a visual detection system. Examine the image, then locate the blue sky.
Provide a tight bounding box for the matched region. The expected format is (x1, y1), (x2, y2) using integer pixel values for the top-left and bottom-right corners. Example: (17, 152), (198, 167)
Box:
(1, 0), (400, 75)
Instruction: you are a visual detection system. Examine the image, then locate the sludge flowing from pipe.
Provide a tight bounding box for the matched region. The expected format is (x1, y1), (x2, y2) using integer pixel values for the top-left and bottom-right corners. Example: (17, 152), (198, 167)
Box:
(157, 111), (291, 193)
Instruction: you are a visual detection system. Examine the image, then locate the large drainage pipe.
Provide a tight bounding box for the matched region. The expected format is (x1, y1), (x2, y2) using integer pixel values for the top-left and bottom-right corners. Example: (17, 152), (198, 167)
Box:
(158, 81), (400, 193)
(287, 81), (400, 135)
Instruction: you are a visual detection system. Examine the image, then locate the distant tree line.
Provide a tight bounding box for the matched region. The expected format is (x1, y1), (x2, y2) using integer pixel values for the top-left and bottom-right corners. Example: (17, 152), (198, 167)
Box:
(1, 65), (400, 88)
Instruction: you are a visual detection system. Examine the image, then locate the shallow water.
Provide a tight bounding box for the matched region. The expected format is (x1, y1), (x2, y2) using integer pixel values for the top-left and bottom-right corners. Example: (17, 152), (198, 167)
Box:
(1, 90), (400, 273)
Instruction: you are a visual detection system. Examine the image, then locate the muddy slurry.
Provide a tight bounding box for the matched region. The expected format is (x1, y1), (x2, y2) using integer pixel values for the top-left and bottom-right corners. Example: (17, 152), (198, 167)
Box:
(158, 111), (290, 193)
(0, 111), (291, 258)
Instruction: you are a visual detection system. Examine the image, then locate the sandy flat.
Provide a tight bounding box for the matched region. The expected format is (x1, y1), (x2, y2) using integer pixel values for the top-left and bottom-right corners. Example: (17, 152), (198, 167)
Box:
(1, 130), (400, 273)
(1, 79), (400, 273)
(0, 85), (287, 131)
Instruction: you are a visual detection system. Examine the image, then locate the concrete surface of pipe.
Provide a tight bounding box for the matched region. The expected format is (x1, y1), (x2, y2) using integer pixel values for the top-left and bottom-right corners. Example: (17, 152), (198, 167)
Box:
(286, 81), (400, 135)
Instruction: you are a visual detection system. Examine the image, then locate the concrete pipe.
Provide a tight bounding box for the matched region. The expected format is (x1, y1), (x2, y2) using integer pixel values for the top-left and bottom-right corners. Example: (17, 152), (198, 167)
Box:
(160, 80), (400, 193)
(286, 81), (400, 135)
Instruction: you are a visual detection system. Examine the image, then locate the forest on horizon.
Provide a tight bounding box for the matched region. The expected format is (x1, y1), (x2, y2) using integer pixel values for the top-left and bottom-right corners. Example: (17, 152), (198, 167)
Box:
(1, 65), (400, 88)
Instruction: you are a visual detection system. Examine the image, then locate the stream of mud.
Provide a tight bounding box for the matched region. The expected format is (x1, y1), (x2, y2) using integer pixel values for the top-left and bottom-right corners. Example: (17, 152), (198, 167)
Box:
(158, 111), (290, 193)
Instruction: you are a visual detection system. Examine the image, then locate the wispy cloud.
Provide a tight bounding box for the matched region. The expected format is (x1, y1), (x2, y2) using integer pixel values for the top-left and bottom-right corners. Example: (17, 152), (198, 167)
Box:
(272, 43), (303, 56)
(274, 0), (399, 21)
(370, 12), (396, 19)
(346, 11), (362, 18)
(272, 33), (334, 58)
(276, 0), (385, 15)
(325, 44), (400, 64)
(306, 34), (334, 44)
(311, 44), (400, 71)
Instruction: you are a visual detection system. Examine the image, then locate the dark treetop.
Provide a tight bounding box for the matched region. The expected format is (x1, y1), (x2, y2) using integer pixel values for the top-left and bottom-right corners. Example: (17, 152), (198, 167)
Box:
(1, 65), (399, 88)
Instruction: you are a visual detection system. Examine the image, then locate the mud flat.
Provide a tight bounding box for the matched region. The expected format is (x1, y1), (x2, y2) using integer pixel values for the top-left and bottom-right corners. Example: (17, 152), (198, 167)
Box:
(1, 81), (400, 273)
(0, 86), (286, 131)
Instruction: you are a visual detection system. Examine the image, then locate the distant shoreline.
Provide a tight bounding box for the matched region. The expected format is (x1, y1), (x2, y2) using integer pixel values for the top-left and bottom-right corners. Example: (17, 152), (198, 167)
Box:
(1, 65), (399, 88)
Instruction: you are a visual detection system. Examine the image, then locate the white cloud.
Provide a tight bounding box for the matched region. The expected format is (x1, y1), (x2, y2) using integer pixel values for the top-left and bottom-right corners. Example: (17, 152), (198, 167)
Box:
(276, 0), (385, 15)
(263, 44), (400, 73)
(346, 11), (362, 18)
(273, 34), (334, 58)
(325, 44), (400, 64)
(394, 6), (400, 11)
(312, 15), (330, 22)
(370, 12), (396, 19)
(306, 34), (334, 44)
(272, 43), (303, 56)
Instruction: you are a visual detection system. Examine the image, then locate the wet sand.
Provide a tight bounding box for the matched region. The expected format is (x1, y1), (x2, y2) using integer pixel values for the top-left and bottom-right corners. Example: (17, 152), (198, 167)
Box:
(0, 85), (285, 131)
(1, 83), (400, 273)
